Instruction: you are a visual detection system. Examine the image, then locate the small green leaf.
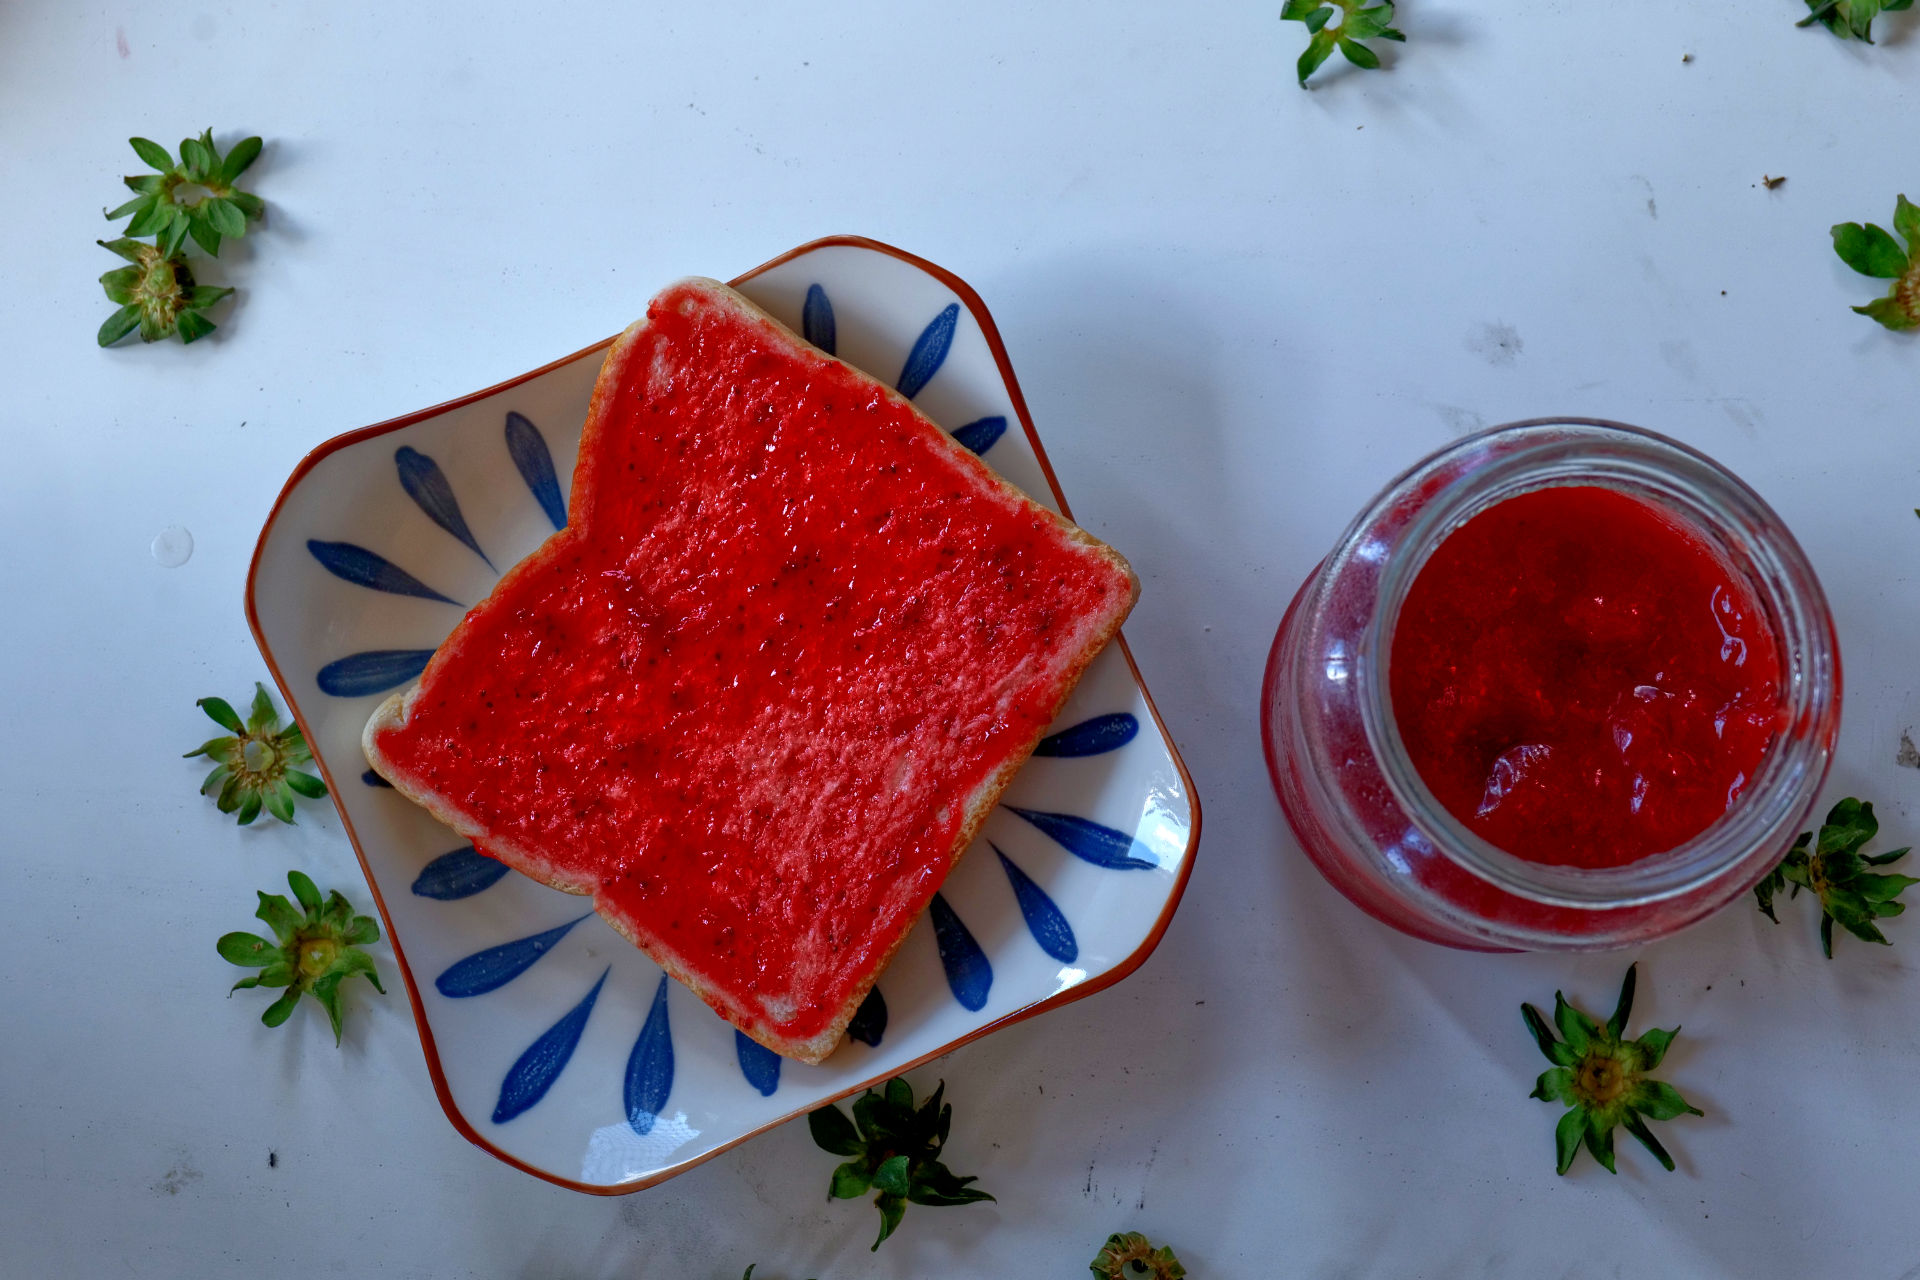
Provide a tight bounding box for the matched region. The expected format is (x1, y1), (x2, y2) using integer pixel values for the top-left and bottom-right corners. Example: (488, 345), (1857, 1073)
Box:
(1339, 37), (1382, 69)
(1630, 1079), (1703, 1121)
(1819, 798), (1877, 854)
(1296, 34), (1337, 85)
(97, 303), (142, 347)
(180, 135), (214, 181)
(1606, 963), (1637, 1041)
(262, 785), (297, 825)
(1836, 913), (1891, 947)
(255, 891), (303, 943)
(1887, 194), (1920, 255)
(261, 987), (301, 1028)
(1552, 991), (1596, 1053)
(198, 696), (245, 733)
(828, 1160), (873, 1199)
(285, 769), (328, 799)
(130, 136), (175, 171)
(217, 931), (276, 965)
(185, 284), (234, 310)
(98, 237), (149, 263)
(320, 892), (355, 933)
(207, 197), (248, 240)
(915, 1079), (946, 1127)
(312, 979), (347, 1045)
(1634, 1025), (1677, 1071)
(104, 195), (149, 221)
(870, 1192), (906, 1252)
(1529, 1067), (1574, 1104)
(228, 190), (266, 220)
(102, 262), (151, 305)
(344, 915), (380, 947)
(99, 265), (141, 305)
(288, 870), (322, 915)
(906, 1164), (994, 1206)
(331, 947), (386, 993)
(1521, 1002), (1574, 1065)
(1583, 1114), (1618, 1174)
(871, 1154), (912, 1197)
(234, 790), (264, 825)
(1858, 872), (1920, 902)
(123, 202), (171, 238)
(1553, 1106), (1584, 1176)
(1854, 297), (1919, 331)
(1621, 1112), (1676, 1172)
(219, 135), (264, 184)
(1833, 223), (1908, 280)
(851, 1092), (891, 1142)
(246, 683), (278, 732)
(157, 213), (190, 260)
(808, 1102), (864, 1157)
(883, 1077), (913, 1111)
(187, 210), (224, 257)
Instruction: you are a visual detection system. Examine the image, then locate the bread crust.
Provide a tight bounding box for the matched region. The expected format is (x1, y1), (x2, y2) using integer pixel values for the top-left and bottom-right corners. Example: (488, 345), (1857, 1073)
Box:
(363, 279), (1136, 1064)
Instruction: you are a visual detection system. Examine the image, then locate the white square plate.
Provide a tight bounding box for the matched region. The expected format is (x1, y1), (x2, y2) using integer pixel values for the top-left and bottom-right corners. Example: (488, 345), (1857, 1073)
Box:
(247, 237), (1200, 1192)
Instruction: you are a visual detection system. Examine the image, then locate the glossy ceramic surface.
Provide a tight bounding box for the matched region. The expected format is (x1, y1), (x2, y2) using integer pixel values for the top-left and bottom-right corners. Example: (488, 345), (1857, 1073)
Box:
(246, 237), (1200, 1193)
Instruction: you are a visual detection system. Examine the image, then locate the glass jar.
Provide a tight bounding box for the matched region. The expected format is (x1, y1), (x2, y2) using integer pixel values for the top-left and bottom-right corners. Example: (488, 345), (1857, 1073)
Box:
(1260, 419), (1840, 951)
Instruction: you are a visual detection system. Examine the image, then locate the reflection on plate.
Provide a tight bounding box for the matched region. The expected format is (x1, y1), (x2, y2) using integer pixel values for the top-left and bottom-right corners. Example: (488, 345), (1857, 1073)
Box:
(247, 236), (1200, 1193)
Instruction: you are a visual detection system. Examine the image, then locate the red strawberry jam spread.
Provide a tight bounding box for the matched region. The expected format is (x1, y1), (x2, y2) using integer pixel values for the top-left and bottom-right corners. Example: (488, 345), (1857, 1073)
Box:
(372, 282), (1133, 1046)
(1389, 486), (1782, 868)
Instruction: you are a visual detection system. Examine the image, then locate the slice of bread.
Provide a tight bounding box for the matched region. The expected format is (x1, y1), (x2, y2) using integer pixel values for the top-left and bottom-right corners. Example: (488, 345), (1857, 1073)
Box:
(364, 278), (1137, 1064)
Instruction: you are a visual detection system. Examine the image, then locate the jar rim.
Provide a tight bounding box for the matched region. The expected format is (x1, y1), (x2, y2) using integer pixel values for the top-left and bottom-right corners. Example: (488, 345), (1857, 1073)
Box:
(1350, 418), (1840, 910)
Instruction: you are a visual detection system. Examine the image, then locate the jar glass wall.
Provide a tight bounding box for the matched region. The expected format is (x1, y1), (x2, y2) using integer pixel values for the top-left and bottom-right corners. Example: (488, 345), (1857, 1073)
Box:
(1260, 419), (1841, 951)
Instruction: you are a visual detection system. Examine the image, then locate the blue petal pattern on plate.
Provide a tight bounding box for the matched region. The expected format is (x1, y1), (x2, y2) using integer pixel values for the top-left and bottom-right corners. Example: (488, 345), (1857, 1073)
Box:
(307, 540), (460, 605)
(1033, 712), (1139, 757)
(929, 892), (992, 1011)
(625, 975), (675, 1136)
(993, 845), (1077, 963)
(734, 1030), (782, 1096)
(951, 415), (1007, 456)
(492, 967), (608, 1124)
(396, 446), (495, 570)
(362, 769), (393, 788)
(316, 649), (433, 697)
(411, 845), (510, 900)
(802, 284), (836, 355)
(1006, 806), (1157, 870)
(846, 987), (887, 1047)
(896, 303), (959, 399)
(505, 412), (567, 531)
(435, 913), (592, 998)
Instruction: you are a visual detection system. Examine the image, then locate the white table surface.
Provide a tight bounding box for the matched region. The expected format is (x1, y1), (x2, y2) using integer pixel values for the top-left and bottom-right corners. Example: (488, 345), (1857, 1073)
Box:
(5, 3), (1917, 1276)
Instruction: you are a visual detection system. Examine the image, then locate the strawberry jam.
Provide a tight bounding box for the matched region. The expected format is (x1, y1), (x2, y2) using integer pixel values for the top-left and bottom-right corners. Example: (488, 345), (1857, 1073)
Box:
(1389, 486), (1782, 868)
